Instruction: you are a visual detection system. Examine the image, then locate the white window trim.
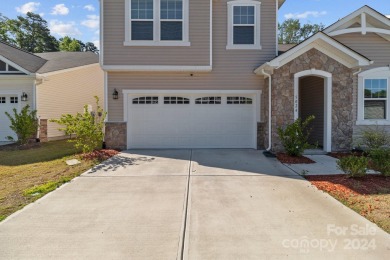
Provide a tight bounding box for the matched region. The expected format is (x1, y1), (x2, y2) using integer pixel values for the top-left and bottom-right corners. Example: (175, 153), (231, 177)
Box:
(124, 0), (190, 47)
(357, 67), (390, 125)
(226, 0), (261, 50)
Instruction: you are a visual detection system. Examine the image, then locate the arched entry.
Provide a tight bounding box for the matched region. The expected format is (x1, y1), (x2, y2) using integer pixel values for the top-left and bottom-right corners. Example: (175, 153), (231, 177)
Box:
(294, 69), (332, 152)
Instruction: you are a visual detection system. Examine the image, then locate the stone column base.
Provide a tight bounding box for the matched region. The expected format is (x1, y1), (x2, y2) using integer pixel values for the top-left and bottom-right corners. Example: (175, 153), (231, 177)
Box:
(39, 119), (48, 142)
(105, 122), (127, 150)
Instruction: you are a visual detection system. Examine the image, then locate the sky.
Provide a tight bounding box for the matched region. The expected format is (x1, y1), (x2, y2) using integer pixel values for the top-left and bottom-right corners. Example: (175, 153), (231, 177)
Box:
(0, 0), (390, 50)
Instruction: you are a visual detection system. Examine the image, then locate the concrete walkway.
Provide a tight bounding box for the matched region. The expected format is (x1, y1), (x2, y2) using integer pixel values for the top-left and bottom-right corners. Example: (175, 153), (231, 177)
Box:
(0, 149), (389, 259)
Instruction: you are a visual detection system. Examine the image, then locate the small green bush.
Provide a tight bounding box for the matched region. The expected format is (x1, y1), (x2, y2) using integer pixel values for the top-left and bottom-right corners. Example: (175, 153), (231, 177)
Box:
(277, 115), (315, 157)
(51, 96), (106, 153)
(369, 148), (390, 176)
(337, 156), (368, 177)
(5, 105), (38, 145)
(359, 127), (390, 151)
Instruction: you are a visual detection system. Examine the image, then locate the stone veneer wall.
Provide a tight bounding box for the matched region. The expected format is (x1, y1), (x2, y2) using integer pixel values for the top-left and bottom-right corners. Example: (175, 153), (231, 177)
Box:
(39, 119), (48, 142)
(105, 122), (127, 150)
(263, 48), (355, 152)
(257, 122), (265, 149)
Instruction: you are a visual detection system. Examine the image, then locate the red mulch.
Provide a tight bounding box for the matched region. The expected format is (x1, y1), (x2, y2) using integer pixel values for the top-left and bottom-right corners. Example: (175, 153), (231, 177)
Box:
(82, 149), (119, 161)
(276, 153), (315, 164)
(305, 174), (390, 195)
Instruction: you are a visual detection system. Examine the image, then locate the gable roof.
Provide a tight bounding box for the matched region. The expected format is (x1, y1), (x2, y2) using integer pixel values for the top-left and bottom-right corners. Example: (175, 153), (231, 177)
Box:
(0, 41), (47, 74)
(0, 41), (99, 75)
(323, 5), (390, 40)
(254, 32), (372, 75)
(34, 52), (99, 74)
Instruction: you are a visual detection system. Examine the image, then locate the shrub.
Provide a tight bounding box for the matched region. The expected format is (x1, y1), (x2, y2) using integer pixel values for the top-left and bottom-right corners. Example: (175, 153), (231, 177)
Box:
(5, 105), (38, 145)
(369, 148), (390, 176)
(277, 115), (315, 157)
(359, 127), (390, 151)
(337, 156), (368, 177)
(51, 96), (106, 153)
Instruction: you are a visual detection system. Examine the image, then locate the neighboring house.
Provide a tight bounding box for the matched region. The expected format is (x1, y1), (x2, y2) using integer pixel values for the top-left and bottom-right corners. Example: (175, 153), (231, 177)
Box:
(101, 0), (390, 152)
(0, 42), (104, 142)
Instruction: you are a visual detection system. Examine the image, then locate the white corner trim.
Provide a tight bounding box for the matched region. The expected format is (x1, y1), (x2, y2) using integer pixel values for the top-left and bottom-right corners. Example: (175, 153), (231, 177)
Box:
(36, 63), (99, 77)
(104, 71), (108, 121)
(0, 55), (32, 75)
(210, 0), (213, 68)
(102, 65), (212, 72)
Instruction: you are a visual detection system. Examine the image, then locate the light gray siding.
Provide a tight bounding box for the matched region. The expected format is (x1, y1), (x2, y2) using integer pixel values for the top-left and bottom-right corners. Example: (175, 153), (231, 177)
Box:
(334, 32), (390, 71)
(106, 0), (277, 122)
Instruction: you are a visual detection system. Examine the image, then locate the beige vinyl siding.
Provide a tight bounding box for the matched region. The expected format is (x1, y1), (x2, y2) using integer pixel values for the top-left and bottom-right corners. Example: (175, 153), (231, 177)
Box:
(106, 0), (276, 121)
(103, 0), (210, 66)
(333, 33), (390, 71)
(36, 65), (104, 138)
(299, 76), (324, 146)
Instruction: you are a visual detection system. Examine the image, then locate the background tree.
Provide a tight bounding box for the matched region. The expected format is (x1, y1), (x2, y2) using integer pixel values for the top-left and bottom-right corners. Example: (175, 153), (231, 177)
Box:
(279, 19), (325, 44)
(6, 12), (59, 52)
(83, 42), (99, 53)
(59, 36), (82, 52)
(0, 14), (15, 44)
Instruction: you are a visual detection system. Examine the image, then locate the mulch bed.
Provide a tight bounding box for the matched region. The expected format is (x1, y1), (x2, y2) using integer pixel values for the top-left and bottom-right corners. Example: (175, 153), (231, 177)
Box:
(305, 174), (390, 195)
(276, 153), (315, 164)
(82, 149), (120, 161)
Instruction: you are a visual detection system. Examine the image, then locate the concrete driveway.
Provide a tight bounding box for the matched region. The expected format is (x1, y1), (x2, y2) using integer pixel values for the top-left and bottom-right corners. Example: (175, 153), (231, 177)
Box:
(0, 149), (389, 259)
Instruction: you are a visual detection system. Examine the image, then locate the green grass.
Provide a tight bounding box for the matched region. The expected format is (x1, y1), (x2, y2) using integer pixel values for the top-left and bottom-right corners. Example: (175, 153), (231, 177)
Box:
(0, 140), (99, 222)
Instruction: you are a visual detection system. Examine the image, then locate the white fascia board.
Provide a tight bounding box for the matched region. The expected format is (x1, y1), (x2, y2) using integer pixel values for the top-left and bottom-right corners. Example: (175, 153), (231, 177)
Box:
(36, 63), (99, 77)
(102, 65), (212, 72)
(265, 33), (371, 68)
(324, 6), (390, 34)
(0, 55), (32, 75)
(328, 27), (390, 37)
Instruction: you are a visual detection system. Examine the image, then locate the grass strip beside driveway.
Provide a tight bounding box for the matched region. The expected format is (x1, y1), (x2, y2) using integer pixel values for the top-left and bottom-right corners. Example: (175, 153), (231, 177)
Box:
(0, 140), (98, 221)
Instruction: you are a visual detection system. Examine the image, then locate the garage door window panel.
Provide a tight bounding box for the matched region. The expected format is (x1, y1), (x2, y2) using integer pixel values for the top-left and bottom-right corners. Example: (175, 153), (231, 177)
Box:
(164, 96), (189, 104)
(0, 97), (5, 104)
(195, 97), (221, 104)
(227, 96), (253, 104)
(10, 97), (18, 104)
(132, 96), (159, 104)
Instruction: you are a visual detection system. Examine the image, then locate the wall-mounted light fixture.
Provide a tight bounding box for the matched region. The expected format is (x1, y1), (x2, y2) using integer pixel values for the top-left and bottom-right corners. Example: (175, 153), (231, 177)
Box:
(113, 89), (119, 100)
(21, 92), (28, 101)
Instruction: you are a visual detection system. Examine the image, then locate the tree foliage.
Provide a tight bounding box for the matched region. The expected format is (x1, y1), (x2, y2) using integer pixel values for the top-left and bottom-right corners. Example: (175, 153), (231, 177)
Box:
(5, 105), (39, 145)
(51, 96), (106, 153)
(278, 19), (325, 44)
(0, 12), (99, 53)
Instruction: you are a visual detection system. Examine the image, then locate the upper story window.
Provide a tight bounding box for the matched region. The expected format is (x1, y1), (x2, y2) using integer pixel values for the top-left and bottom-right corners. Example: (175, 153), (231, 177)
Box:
(357, 67), (390, 125)
(125, 0), (189, 46)
(227, 0), (261, 50)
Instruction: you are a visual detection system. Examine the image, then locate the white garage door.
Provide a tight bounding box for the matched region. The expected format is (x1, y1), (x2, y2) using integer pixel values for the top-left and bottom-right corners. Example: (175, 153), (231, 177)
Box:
(0, 95), (19, 141)
(126, 93), (258, 149)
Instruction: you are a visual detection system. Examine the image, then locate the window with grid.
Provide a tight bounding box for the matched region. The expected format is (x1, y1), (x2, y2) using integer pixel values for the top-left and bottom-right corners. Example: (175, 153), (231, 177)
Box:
(164, 96), (189, 104)
(131, 0), (154, 40)
(364, 79), (388, 120)
(160, 0), (183, 40)
(132, 96), (159, 104)
(227, 97), (253, 104)
(233, 6), (255, 44)
(10, 97), (18, 104)
(195, 97), (221, 104)
(0, 60), (20, 73)
(0, 97), (5, 103)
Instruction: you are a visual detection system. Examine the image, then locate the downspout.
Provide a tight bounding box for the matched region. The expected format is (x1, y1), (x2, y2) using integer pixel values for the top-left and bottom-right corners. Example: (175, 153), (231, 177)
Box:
(353, 68), (362, 76)
(262, 69), (272, 151)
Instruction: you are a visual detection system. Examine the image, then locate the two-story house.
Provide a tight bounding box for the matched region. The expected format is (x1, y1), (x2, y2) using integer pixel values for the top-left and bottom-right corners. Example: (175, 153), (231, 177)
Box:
(100, 1), (390, 152)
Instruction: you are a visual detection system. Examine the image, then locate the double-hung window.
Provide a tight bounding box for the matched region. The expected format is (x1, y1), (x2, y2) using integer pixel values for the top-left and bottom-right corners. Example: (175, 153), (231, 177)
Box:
(357, 67), (390, 125)
(227, 0), (261, 50)
(364, 79), (387, 120)
(126, 0), (189, 46)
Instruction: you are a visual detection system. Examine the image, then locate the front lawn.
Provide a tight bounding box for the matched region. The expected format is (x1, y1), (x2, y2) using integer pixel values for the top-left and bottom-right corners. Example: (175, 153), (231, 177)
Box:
(306, 175), (390, 233)
(0, 140), (107, 222)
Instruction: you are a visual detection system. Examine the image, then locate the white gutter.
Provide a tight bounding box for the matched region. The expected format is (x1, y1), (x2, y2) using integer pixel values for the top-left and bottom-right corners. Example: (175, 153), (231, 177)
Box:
(262, 69), (272, 151)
